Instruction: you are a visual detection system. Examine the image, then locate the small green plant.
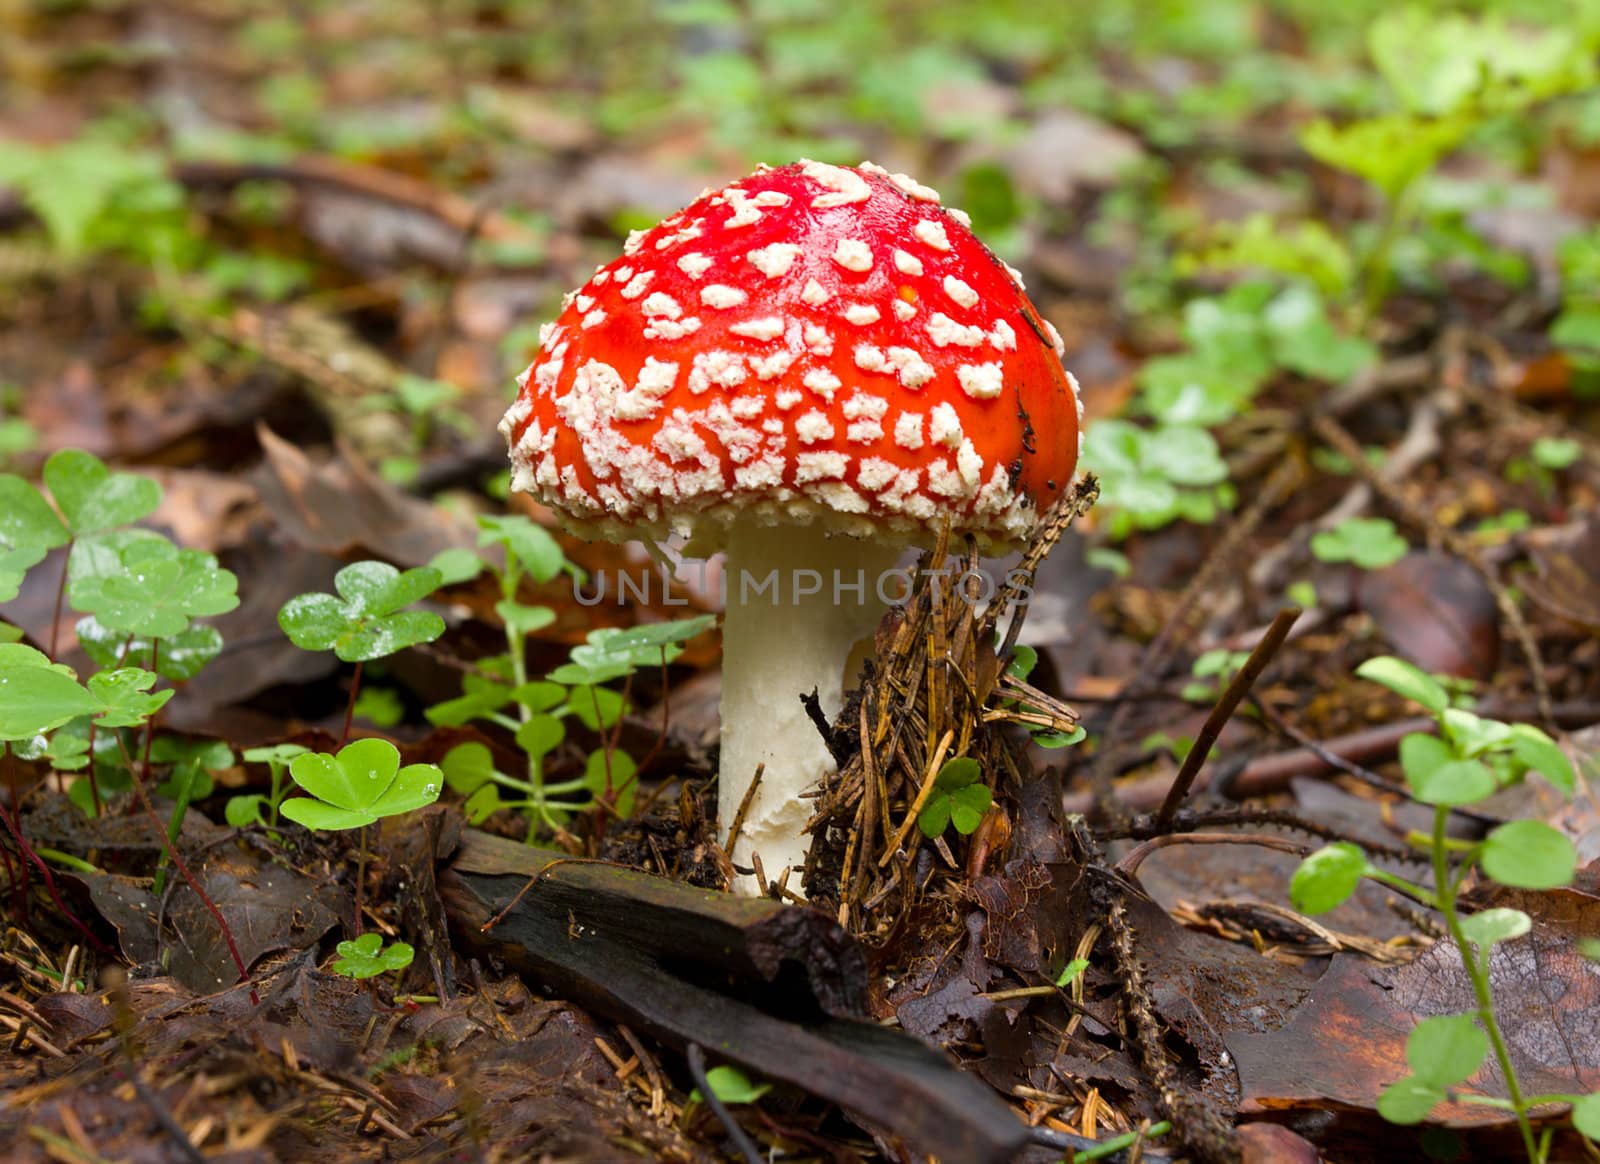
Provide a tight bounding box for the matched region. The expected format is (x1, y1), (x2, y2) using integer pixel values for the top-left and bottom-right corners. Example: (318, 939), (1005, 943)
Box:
(1290, 656), (1593, 1161)
(331, 932), (415, 981)
(281, 737), (442, 831)
(916, 757), (992, 839)
(426, 514), (711, 839)
(278, 560), (447, 744)
(436, 615), (714, 835)
(373, 374), (474, 484)
(1136, 281), (1377, 428)
(688, 1065), (771, 1107)
(1310, 516), (1409, 570)
(999, 644), (1089, 749)
(1505, 437), (1585, 497)
(1054, 957), (1090, 989)
(227, 743), (311, 829)
(1182, 648), (1251, 704)
(1299, 9), (1597, 320)
(1552, 226), (1600, 392)
(282, 737), (444, 936)
(1081, 420), (1233, 538)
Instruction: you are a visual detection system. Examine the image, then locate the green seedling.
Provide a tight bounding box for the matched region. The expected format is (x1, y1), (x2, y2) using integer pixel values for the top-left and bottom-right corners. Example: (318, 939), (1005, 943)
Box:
(352, 686), (404, 728)
(1310, 517), (1408, 570)
(228, 743), (311, 830)
(1081, 419), (1233, 539)
(1054, 957), (1090, 989)
(688, 1065), (771, 1107)
(1290, 655), (1592, 1161)
(1299, 9), (1596, 321)
(283, 738), (443, 941)
(331, 932), (414, 981)
(427, 515), (707, 839)
(279, 560), (446, 744)
(281, 738), (442, 831)
(1552, 227), (1600, 389)
(1137, 281), (1376, 429)
(1505, 437), (1585, 497)
(1182, 648), (1251, 704)
(145, 737), (234, 894)
(917, 757), (992, 839)
(435, 614), (712, 836)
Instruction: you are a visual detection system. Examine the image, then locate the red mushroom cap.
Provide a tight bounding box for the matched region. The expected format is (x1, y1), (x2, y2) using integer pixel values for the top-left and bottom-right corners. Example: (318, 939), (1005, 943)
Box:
(500, 160), (1081, 551)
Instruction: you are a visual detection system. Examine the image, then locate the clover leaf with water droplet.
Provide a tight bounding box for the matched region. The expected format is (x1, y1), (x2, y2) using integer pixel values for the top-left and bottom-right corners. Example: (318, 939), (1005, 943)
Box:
(281, 737), (443, 831)
(69, 534), (239, 639)
(0, 643), (99, 739)
(42, 449), (161, 538)
(278, 561), (445, 663)
(85, 668), (174, 728)
(0, 475), (69, 602)
(76, 615), (224, 683)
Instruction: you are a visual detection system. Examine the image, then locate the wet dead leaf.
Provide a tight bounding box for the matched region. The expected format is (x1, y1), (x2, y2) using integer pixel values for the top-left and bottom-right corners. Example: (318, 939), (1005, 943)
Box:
(1231, 887), (1600, 1129)
(1362, 551), (1499, 679)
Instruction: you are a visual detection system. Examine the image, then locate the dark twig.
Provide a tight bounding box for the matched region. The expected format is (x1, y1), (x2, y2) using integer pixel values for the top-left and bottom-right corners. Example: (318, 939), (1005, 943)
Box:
(686, 1042), (763, 1164)
(1115, 831), (1309, 877)
(1155, 606), (1301, 831)
(1086, 459), (1301, 827)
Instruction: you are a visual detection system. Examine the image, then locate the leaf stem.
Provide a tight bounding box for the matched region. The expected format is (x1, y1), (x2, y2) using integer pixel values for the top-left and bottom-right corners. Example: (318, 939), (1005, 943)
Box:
(340, 660), (363, 747)
(1432, 805), (1539, 1162)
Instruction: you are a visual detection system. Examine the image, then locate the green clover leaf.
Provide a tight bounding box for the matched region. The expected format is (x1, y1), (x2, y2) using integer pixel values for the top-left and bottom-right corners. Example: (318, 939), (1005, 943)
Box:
(278, 561), (445, 663)
(85, 668), (173, 729)
(0, 644), (100, 739)
(918, 757), (991, 838)
(69, 536), (239, 639)
(281, 738), (443, 830)
(332, 932), (415, 979)
(0, 474), (69, 601)
(1310, 517), (1408, 570)
(76, 616), (223, 683)
(42, 449), (161, 537)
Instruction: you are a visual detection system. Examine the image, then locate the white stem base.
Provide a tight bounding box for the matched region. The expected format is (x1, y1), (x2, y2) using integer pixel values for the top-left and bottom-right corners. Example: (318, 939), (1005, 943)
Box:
(718, 521), (901, 896)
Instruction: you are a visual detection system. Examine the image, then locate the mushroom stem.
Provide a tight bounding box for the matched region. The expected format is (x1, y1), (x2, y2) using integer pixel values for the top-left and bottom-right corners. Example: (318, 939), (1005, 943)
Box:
(718, 519), (902, 896)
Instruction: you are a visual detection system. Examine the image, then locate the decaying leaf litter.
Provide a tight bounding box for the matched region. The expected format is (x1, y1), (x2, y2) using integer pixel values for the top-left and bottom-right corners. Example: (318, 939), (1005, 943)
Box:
(3, 2), (1600, 1162)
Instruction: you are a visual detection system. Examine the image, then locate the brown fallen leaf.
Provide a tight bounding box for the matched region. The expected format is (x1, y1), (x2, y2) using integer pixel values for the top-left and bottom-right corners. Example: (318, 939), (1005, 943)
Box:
(1360, 551), (1499, 679)
(253, 422), (476, 567)
(1230, 887), (1600, 1149)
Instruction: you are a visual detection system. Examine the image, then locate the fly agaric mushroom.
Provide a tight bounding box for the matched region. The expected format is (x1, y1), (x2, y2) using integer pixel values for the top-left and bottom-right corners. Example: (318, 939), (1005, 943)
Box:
(499, 160), (1081, 894)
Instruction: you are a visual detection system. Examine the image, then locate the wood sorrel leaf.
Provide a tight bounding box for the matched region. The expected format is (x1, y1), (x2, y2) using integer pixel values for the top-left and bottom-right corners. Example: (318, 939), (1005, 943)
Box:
(282, 737), (442, 831)
(0, 643), (98, 739)
(42, 449), (161, 536)
(278, 561), (444, 663)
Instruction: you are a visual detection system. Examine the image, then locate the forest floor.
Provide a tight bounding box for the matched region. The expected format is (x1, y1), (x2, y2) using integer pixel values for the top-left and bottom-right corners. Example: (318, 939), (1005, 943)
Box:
(1, 3), (1598, 1163)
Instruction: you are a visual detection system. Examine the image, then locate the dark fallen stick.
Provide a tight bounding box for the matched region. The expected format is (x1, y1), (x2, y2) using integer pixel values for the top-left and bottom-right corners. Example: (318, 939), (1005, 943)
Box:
(1154, 606), (1300, 831)
(439, 830), (1028, 1164)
